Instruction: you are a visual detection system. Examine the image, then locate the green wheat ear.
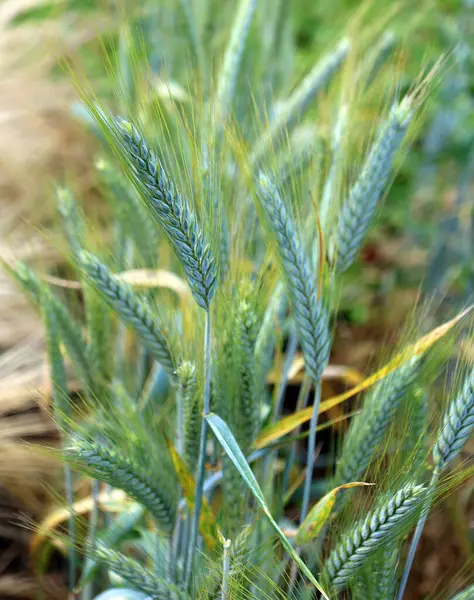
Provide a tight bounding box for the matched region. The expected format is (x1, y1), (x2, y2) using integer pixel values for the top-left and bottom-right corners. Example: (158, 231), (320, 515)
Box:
(79, 251), (176, 381)
(433, 365), (474, 471)
(322, 484), (425, 592)
(65, 437), (176, 535)
(234, 297), (259, 452)
(113, 118), (217, 310)
(9, 260), (92, 390)
(91, 543), (189, 599)
(334, 356), (421, 486)
(256, 173), (331, 383)
(331, 95), (415, 272)
(177, 361), (200, 473)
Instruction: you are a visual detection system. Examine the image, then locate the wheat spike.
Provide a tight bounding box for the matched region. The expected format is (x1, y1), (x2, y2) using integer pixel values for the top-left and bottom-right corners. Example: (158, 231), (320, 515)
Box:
(79, 251), (176, 380)
(12, 261), (91, 389)
(433, 366), (474, 471)
(334, 357), (420, 485)
(256, 173), (331, 382)
(115, 119), (217, 309)
(66, 438), (176, 534)
(235, 298), (259, 451)
(251, 38), (350, 165)
(323, 484), (425, 591)
(374, 546), (398, 599)
(332, 96), (414, 272)
(177, 362), (200, 473)
(216, 0), (257, 119)
(92, 544), (189, 599)
(450, 584), (474, 600)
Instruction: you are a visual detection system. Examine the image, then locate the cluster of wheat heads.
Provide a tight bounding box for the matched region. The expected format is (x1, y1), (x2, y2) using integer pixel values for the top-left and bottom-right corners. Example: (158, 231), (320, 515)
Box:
(5, 1), (474, 599)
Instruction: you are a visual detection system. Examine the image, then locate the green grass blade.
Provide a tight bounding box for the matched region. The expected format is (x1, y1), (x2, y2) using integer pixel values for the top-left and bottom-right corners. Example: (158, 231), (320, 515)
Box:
(206, 413), (329, 599)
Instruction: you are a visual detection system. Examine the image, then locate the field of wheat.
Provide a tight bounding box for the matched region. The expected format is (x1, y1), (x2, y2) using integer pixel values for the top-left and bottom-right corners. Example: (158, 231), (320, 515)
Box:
(1, 2), (473, 600)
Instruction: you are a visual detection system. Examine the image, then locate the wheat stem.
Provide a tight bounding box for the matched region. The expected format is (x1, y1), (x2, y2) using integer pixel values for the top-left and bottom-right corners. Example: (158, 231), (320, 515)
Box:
(396, 471), (439, 600)
(273, 329), (299, 422)
(301, 381), (321, 522)
(281, 375), (312, 501)
(81, 479), (100, 600)
(185, 310), (212, 588)
(221, 537), (232, 600)
(42, 298), (77, 591)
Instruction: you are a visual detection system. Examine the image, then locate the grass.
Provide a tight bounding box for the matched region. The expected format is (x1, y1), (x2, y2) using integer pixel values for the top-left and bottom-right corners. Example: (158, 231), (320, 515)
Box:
(2, 1), (474, 600)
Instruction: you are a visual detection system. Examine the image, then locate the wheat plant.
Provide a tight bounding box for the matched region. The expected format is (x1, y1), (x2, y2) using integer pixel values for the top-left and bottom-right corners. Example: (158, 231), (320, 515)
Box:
(5, 2), (474, 600)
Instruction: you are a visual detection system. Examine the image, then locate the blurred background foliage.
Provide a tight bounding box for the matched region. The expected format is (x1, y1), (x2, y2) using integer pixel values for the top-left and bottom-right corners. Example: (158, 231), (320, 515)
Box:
(1, 0), (474, 598)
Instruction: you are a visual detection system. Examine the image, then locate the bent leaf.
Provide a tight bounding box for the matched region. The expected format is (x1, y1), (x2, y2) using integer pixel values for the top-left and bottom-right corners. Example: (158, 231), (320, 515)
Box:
(268, 356), (364, 386)
(45, 269), (190, 299)
(295, 482), (372, 545)
(256, 306), (473, 449)
(164, 434), (218, 550)
(117, 269), (189, 298)
(31, 489), (129, 556)
(78, 503), (145, 590)
(206, 413), (329, 600)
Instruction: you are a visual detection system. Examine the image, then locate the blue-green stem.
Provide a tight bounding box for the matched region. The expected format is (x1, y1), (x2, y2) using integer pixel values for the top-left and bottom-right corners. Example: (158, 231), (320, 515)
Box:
(396, 469), (440, 600)
(273, 330), (299, 422)
(81, 479), (100, 600)
(280, 375), (312, 506)
(300, 382), (322, 522)
(263, 327), (298, 522)
(184, 310), (212, 589)
(64, 463), (76, 591)
(283, 376), (312, 598)
(221, 537), (231, 600)
(170, 382), (185, 580)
